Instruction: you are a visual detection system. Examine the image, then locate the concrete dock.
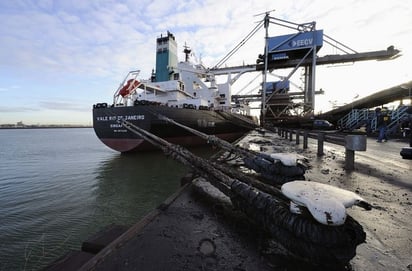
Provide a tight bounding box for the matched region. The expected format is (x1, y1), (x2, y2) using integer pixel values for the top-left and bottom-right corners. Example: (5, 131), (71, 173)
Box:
(46, 130), (412, 271)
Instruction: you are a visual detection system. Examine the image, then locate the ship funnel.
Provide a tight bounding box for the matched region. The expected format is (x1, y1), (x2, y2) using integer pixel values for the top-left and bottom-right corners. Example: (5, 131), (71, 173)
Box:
(155, 32), (178, 82)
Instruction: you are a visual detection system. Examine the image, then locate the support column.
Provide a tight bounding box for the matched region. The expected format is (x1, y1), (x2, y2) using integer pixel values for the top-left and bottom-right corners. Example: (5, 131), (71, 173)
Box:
(317, 132), (325, 156)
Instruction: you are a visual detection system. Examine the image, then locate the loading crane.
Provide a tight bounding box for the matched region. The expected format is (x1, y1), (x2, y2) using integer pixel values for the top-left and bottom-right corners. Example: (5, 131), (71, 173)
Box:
(209, 13), (401, 126)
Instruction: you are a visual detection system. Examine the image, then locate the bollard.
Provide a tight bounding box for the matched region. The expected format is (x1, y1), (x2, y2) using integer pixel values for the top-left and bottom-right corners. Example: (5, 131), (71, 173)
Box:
(345, 135), (367, 170)
(296, 130), (300, 145)
(303, 130), (308, 149)
(345, 149), (355, 170)
(317, 132), (325, 156)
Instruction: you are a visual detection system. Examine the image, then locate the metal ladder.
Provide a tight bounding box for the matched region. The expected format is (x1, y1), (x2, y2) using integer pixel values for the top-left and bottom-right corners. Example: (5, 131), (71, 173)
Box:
(337, 109), (370, 130)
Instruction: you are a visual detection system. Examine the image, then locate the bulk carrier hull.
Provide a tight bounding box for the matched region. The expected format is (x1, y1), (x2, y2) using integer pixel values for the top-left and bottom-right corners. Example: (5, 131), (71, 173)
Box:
(93, 105), (255, 152)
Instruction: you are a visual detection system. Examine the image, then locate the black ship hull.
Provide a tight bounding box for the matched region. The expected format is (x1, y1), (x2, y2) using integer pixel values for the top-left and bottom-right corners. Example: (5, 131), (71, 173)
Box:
(93, 105), (256, 152)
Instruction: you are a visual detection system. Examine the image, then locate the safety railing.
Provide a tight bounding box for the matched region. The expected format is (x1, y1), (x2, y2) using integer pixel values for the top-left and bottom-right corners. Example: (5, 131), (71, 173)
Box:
(386, 106), (410, 135)
(370, 106), (409, 134)
(274, 128), (366, 170)
(337, 109), (370, 130)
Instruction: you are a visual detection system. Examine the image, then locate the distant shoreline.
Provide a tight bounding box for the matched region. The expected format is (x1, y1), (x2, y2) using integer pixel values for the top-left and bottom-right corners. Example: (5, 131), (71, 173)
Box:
(0, 125), (92, 130)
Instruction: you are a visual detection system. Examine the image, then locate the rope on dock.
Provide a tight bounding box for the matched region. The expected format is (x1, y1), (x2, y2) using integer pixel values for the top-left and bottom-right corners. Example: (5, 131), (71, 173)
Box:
(157, 114), (307, 184)
(119, 119), (366, 266)
(231, 180), (365, 264)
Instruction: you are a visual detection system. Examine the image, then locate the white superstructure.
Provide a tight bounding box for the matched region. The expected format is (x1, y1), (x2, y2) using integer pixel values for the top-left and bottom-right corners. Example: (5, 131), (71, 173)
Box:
(112, 32), (251, 116)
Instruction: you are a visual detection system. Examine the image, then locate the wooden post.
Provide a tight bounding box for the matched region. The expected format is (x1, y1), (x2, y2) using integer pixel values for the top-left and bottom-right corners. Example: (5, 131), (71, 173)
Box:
(303, 130), (308, 149)
(317, 132), (325, 156)
(289, 130), (293, 141)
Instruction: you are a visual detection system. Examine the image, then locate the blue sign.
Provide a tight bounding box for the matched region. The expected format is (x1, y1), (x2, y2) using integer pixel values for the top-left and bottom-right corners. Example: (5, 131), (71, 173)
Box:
(268, 30), (323, 53)
(265, 80), (290, 94)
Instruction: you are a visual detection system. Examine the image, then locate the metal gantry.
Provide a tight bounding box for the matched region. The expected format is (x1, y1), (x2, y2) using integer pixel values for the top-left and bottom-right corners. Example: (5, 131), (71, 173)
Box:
(209, 12), (400, 126)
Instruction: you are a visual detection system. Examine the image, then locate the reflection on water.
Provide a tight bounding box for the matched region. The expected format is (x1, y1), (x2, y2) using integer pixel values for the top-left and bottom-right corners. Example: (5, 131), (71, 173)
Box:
(0, 128), (217, 270)
(92, 146), (217, 226)
(91, 150), (189, 228)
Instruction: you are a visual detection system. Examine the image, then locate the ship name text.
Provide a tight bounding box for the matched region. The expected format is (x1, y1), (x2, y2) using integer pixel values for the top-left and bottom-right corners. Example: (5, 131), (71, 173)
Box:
(96, 114), (145, 122)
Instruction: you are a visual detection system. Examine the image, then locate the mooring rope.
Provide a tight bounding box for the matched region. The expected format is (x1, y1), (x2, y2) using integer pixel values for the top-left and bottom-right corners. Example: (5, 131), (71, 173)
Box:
(94, 107), (367, 265)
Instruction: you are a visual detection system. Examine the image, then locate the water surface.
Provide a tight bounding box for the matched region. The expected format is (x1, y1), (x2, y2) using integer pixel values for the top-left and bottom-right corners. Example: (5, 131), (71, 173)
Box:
(0, 128), (211, 270)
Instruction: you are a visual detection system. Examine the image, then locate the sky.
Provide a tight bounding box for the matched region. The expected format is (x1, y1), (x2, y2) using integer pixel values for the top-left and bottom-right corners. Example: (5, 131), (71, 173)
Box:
(0, 0), (411, 125)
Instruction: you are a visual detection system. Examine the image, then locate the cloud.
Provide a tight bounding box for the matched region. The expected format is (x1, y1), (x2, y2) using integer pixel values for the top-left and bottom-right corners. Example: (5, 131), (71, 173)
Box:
(0, 0), (411, 124)
(0, 1), (152, 79)
(0, 106), (39, 113)
(0, 85), (21, 93)
(39, 101), (91, 112)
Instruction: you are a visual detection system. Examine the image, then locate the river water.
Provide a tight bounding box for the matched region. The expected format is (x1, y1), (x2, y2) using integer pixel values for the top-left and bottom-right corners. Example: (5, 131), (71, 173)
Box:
(0, 128), (214, 270)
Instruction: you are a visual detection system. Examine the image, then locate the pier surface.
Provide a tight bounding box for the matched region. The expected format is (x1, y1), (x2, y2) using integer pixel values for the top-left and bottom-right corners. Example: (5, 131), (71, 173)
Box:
(51, 130), (412, 271)
(302, 135), (412, 270)
(82, 182), (277, 271)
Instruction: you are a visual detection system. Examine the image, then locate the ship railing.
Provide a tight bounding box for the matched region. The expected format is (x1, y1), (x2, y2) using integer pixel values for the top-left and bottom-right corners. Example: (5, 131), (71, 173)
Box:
(136, 82), (167, 101)
(231, 107), (248, 115)
(229, 111), (259, 127)
(216, 105), (232, 112)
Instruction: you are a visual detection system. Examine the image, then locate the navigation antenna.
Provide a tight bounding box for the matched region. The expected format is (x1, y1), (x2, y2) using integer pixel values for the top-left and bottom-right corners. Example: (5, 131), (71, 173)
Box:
(183, 43), (191, 62)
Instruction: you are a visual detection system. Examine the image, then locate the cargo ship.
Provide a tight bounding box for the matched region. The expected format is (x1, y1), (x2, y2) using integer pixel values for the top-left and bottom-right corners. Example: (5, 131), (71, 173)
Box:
(93, 32), (258, 152)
